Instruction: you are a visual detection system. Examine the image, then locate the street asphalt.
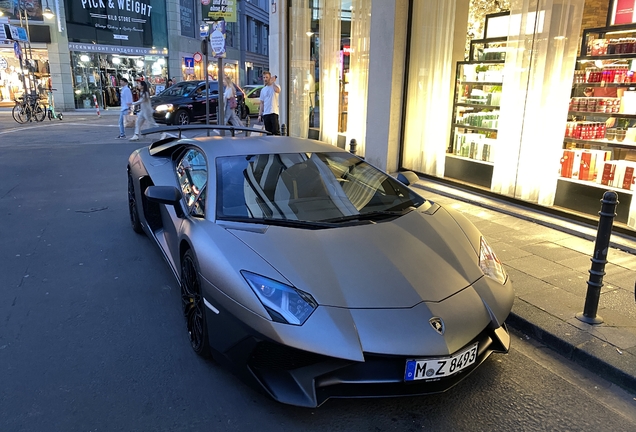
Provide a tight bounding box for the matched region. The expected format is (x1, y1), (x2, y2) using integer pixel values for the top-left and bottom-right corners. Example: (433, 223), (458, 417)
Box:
(1, 108), (635, 416)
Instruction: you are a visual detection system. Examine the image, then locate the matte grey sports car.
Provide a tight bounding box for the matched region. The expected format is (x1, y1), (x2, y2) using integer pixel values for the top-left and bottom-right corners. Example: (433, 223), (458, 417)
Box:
(127, 126), (514, 407)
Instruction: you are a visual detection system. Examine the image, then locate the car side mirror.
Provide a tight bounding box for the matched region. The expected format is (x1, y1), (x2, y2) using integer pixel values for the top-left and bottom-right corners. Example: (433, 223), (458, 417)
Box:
(145, 186), (185, 218)
(396, 171), (419, 186)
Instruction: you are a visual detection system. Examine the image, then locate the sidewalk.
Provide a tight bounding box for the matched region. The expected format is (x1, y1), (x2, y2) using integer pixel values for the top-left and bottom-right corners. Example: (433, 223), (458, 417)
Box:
(412, 177), (636, 394)
(0, 107), (120, 116)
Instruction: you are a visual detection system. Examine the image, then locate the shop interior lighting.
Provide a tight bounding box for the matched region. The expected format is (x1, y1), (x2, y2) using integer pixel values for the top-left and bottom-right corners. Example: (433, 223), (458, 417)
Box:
(0, 10), (4, 16)
(605, 29), (636, 36)
(43, 0), (54, 19)
(80, 55), (90, 62)
(136, 60), (144, 67)
(112, 57), (121, 64)
(158, 58), (165, 65)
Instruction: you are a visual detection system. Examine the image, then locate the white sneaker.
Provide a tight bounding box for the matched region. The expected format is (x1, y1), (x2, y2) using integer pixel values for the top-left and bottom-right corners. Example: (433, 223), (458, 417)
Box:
(129, 134), (139, 141)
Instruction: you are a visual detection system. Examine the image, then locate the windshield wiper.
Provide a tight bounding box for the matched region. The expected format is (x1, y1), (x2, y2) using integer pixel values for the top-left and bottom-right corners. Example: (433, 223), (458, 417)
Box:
(321, 210), (408, 224)
(218, 216), (337, 230)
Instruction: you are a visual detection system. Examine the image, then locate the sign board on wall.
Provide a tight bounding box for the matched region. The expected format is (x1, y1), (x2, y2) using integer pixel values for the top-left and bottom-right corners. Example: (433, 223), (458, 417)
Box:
(209, 20), (226, 58)
(184, 56), (194, 74)
(202, 0), (237, 23)
(180, 0), (196, 38)
(0, 0), (44, 21)
(611, 0), (636, 25)
(63, 0), (167, 49)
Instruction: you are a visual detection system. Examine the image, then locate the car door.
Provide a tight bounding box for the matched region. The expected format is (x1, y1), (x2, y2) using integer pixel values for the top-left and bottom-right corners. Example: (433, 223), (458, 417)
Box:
(191, 85), (209, 122)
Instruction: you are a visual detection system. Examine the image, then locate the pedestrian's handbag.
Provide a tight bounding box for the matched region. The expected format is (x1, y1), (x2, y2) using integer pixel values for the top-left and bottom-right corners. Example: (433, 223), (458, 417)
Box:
(124, 112), (137, 128)
(228, 96), (237, 110)
(250, 122), (266, 136)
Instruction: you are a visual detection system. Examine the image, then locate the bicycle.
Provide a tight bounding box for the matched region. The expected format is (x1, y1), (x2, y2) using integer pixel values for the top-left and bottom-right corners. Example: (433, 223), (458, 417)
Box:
(12, 92), (46, 124)
(45, 88), (63, 121)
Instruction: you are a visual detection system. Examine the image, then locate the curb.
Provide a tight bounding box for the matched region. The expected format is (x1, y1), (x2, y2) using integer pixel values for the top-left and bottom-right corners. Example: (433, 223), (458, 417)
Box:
(507, 300), (636, 394)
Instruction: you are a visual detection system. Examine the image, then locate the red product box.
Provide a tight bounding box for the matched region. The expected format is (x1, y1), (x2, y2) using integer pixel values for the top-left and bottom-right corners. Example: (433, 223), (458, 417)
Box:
(622, 166), (634, 190)
(560, 150), (575, 178)
(600, 162), (616, 186)
(579, 151), (593, 181)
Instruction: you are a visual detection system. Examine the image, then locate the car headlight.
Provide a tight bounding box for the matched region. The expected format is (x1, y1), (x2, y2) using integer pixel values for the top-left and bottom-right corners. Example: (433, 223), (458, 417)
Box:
(479, 237), (507, 285)
(242, 271), (317, 325)
(155, 104), (173, 112)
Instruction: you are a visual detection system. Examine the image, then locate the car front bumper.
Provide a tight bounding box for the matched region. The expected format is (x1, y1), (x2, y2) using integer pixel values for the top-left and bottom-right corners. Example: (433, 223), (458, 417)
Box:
(205, 298), (510, 408)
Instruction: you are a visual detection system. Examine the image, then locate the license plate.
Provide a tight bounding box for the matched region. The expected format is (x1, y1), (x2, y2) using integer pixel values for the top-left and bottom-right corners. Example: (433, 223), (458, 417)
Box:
(404, 343), (478, 381)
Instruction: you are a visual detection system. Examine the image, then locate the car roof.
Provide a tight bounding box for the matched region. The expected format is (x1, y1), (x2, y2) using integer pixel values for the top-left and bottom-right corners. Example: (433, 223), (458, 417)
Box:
(174, 135), (350, 160)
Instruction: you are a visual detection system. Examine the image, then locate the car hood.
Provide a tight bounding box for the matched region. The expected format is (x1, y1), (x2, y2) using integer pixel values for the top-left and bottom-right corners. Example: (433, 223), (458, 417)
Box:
(226, 207), (484, 308)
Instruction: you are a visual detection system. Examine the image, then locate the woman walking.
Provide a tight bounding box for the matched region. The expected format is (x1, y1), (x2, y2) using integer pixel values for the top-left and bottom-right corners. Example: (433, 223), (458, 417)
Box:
(223, 75), (244, 128)
(129, 80), (157, 141)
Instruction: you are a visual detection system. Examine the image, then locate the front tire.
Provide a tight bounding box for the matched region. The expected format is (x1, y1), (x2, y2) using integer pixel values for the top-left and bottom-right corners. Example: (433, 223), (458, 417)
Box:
(181, 250), (210, 357)
(174, 109), (191, 125)
(127, 173), (143, 234)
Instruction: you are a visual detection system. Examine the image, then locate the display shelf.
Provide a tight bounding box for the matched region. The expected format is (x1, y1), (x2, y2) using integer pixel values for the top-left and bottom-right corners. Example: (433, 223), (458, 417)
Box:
(572, 82), (636, 87)
(563, 137), (636, 149)
(577, 54), (636, 61)
(568, 111), (636, 119)
(458, 81), (504, 86)
(445, 153), (494, 166)
(557, 176), (635, 195)
(453, 123), (498, 133)
(455, 103), (501, 110)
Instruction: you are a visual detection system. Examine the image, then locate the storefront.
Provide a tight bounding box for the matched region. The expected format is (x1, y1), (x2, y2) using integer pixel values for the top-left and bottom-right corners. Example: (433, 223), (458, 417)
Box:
(287, 0), (370, 148)
(278, 1), (636, 234)
(181, 54), (239, 83)
(63, 0), (168, 109)
(68, 44), (168, 109)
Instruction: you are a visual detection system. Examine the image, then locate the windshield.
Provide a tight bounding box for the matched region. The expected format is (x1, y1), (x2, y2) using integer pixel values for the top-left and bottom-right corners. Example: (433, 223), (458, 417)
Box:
(158, 82), (217, 97)
(216, 152), (426, 225)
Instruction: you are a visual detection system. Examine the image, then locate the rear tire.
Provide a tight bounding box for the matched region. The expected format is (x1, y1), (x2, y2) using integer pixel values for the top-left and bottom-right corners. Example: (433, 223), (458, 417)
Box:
(181, 249), (211, 357)
(12, 104), (30, 124)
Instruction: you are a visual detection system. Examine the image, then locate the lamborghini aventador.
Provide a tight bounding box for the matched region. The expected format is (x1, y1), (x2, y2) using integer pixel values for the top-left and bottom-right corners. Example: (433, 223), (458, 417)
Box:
(127, 125), (514, 407)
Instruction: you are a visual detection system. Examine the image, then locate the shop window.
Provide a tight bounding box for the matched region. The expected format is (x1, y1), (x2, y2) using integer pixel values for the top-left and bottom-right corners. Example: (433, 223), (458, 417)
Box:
(263, 25), (269, 56)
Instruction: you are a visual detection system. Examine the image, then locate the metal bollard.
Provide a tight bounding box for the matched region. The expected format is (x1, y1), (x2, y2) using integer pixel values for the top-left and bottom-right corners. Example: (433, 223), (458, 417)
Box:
(349, 139), (357, 154)
(280, 124), (287, 136)
(576, 190), (619, 325)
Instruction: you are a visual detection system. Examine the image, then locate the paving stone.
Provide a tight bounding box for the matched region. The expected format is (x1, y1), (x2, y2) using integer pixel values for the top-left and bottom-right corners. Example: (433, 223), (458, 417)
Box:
(521, 241), (585, 262)
(519, 286), (584, 321)
(566, 316), (636, 349)
(607, 250), (636, 270)
(504, 267), (553, 297)
(558, 254), (594, 272)
(599, 289), (636, 320)
(504, 254), (573, 279)
(603, 268), (636, 291)
(540, 269), (588, 297)
(490, 241), (533, 261)
(470, 219), (517, 236)
(554, 236), (595, 255)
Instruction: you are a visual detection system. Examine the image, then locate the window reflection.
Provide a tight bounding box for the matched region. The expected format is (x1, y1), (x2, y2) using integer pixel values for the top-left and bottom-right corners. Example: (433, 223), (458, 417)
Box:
(177, 149), (208, 214)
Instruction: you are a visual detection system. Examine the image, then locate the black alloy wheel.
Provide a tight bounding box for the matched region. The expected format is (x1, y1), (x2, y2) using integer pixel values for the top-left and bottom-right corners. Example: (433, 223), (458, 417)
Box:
(181, 250), (210, 356)
(175, 109), (191, 125)
(127, 173), (143, 234)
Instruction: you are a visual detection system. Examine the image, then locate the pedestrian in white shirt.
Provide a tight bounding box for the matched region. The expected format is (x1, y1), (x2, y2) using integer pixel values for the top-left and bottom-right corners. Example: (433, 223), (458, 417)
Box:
(129, 80), (158, 141)
(118, 78), (133, 139)
(258, 71), (281, 135)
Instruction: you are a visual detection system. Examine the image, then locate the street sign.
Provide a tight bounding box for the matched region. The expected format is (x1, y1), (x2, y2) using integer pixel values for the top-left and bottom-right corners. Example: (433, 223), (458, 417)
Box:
(199, 23), (209, 38)
(193, 52), (203, 62)
(184, 57), (194, 74)
(209, 20), (226, 59)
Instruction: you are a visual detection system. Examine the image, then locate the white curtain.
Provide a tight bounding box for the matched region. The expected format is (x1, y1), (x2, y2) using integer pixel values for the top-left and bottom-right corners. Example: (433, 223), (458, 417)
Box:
(402, 0), (456, 177)
(319, 0), (341, 146)
(492, 0), (584, 204)
(347, 0), (372, 156)
(289, 0), (312, 139)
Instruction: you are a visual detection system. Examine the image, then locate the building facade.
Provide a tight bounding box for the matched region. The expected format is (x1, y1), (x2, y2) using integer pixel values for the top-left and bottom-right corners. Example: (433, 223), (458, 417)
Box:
(0, 0), (269, 110)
